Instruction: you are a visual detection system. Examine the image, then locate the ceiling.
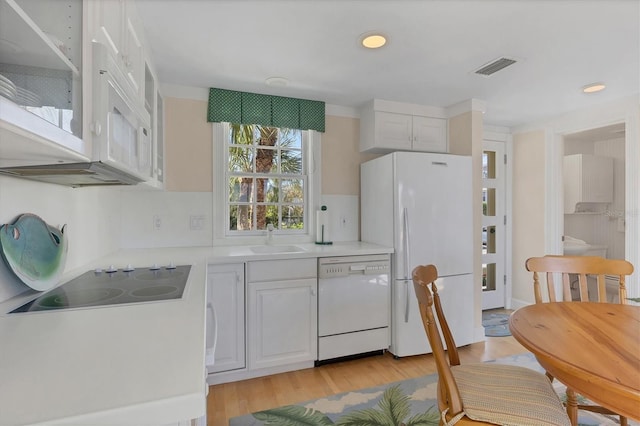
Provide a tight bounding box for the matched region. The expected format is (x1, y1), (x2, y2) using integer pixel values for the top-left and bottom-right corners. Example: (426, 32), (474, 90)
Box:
(135, 0), (639, 128)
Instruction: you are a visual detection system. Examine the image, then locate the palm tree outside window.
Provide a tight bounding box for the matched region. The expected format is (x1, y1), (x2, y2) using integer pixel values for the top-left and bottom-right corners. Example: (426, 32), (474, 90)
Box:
(226, 123), (306, 234)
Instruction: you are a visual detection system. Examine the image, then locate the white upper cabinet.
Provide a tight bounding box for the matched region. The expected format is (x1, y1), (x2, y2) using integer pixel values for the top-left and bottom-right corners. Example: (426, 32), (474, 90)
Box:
(0, 0), (89, 164)
(412, 115), (448, 152)
(360, 99), (448, 154)
(564, 154), (614, 213)
(96, 0), (124, 59)
(95, 0), (145, 103)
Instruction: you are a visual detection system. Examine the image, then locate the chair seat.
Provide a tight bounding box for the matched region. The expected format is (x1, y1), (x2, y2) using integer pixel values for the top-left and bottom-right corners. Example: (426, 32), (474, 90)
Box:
(451, 363), (570, 426)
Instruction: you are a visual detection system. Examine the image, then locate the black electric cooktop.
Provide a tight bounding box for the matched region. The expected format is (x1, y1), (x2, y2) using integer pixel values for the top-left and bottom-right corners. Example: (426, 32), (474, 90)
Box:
(9, 265), (191, 314)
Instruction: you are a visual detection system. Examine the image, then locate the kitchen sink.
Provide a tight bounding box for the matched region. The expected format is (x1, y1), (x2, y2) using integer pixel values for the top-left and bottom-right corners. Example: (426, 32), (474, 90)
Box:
(250, 245), (305, 254)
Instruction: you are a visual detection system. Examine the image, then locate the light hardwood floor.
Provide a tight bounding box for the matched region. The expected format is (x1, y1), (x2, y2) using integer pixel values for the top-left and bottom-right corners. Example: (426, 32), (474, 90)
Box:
(207, 334), (527, 425)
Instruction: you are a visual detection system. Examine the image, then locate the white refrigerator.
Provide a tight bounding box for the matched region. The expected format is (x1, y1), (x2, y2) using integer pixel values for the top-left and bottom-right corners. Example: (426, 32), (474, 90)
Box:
(361, 151), (474, 357)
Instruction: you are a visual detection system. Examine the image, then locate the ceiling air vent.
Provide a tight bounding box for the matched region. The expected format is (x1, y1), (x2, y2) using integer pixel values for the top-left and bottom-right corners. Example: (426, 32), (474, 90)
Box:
(474, 57), (517, 76)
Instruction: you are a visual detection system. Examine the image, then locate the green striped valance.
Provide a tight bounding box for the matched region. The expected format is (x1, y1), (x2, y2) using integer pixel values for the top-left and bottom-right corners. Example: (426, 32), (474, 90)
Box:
(207, 88), (325, 132)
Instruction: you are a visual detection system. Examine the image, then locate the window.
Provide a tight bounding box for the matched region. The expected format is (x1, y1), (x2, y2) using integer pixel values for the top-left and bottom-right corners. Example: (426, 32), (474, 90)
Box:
(219, 123), (314, 236)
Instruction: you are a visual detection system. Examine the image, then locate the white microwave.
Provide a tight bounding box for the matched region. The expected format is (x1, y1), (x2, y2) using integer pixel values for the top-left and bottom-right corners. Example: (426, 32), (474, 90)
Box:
(92, 42), (152, 181)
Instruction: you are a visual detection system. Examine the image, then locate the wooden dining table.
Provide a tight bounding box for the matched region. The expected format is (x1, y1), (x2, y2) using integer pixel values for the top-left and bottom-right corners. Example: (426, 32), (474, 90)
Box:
(509, 302), (640, 425)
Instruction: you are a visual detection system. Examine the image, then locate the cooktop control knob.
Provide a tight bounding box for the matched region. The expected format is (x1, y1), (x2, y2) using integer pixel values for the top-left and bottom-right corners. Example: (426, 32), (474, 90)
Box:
(150, 264), (160, 270)
(106, 265), (117, 273)
(166, 262), (176, 270)
(94, 268), (103, 274)
(123, 264), (134, 272)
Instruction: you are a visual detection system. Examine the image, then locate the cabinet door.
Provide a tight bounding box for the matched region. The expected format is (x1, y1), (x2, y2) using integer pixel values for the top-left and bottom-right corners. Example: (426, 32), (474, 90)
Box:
(248, 278), (317, 370)
(412, 116), (447, 152)
(375, 111), (412, 150)
(123, 8), (144, 97)
(96, 0), (124, 58)
(207, 264), (245, 373)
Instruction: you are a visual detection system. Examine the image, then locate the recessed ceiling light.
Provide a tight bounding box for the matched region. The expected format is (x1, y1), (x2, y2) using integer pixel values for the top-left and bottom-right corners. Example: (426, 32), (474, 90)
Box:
(361, 33), (387, 49)
(265, 77), (289, 87)
(582, 82), (606, 93)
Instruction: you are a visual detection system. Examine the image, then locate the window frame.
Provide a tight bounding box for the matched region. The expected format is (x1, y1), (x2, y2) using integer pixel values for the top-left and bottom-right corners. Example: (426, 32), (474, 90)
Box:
(213, 122), (321, 244)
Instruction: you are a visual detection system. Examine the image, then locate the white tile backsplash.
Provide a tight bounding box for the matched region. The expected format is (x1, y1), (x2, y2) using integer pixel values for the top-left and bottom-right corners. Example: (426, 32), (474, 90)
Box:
(120, 190), (213, 248)
(0, 175), (121, 301)
(319, 194), (360, 242)
(0, 174), (361, 303)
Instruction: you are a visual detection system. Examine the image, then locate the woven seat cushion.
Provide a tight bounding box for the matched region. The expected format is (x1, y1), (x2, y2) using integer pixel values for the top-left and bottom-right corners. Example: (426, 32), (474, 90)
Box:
(451, 363), (571, 426)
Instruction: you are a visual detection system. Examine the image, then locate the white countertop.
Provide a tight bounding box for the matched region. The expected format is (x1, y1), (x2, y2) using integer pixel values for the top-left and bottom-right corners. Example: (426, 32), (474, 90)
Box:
(0, 242), (392, 425)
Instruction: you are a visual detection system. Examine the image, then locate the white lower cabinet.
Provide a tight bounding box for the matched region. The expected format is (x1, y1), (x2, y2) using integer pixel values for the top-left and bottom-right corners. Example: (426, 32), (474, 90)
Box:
(247, 258), (318, 370)
(207, 258), (318, 384)
(248, 278), (318, 369)
(207, 263), (245, 373)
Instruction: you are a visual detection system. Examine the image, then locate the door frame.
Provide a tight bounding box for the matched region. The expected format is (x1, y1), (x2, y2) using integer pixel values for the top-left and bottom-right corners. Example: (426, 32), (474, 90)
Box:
(544, 98), (640, 300)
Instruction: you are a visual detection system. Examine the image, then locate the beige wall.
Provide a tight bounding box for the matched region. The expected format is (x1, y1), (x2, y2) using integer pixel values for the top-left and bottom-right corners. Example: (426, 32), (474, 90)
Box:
(321, 115), (377, 195)
(512, 129), (546, 304)
(165, 98), (212, 192)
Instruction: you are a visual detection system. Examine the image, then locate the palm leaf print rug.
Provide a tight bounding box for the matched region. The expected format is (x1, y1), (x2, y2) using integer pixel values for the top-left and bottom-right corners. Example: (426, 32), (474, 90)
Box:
(229, 353), (637, 426)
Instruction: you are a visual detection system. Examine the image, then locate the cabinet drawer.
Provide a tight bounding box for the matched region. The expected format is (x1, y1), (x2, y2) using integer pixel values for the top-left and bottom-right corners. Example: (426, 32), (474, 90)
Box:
(247, 258), (317, 282)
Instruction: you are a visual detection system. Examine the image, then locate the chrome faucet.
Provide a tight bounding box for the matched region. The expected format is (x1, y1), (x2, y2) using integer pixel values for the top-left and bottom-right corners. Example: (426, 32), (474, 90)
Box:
(266, 223), (274, 244)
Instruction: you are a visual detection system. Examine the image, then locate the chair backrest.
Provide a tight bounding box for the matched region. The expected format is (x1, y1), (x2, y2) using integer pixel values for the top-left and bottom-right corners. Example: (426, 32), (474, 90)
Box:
(525, 255), (634, 303)
(412, 264), (463, 416)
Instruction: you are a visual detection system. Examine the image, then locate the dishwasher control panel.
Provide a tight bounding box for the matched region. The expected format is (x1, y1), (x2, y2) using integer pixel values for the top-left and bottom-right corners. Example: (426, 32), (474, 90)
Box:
(318, 254), (390, 278)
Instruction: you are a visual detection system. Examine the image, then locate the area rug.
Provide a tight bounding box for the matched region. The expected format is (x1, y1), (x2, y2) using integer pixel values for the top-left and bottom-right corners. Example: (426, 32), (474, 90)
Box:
(482, 311), (511, 337)
(229, 353), (636, 426)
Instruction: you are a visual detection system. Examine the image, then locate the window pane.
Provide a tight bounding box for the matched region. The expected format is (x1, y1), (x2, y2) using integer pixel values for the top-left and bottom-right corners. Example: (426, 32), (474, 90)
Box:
(282, 179), (304, 203)
(228, 147), (253, 172)
(256, 178), (278, 203)
(230, 204), (253, 231)
(482, 263), (497, 291)
(280, 149), (302, 174)
(482, 226), (496, 254)
(229, 177), (253, 202)
(279, 128), (302, 149)
(482, 150), (497, 179)
(282, 205), (304, 229)
(258, 205), (279, 230)
(482, 187), (496, 216)
(229, 124), (254, 146)
(256, 148), (276, 173)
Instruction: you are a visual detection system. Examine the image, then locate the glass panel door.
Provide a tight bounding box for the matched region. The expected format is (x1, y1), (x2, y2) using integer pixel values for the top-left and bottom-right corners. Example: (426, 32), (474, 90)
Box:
(482, 141), (506, 309)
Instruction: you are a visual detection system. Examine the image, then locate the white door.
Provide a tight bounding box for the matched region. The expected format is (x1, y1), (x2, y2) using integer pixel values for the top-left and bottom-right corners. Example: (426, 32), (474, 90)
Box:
(482, 141), (506, 309)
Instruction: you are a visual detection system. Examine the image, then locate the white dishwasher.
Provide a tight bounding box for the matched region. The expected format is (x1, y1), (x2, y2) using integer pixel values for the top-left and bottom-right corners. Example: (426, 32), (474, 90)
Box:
(317, 254), (391, 363)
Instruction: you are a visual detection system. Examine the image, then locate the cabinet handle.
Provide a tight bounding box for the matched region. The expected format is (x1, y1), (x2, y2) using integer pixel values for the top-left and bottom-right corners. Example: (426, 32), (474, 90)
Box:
(311, 289), (316, 296)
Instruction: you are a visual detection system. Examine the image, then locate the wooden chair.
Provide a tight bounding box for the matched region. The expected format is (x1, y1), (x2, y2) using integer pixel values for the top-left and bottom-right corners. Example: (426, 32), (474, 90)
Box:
(525, 255), (635, 426)
(412, 264), (570, 426)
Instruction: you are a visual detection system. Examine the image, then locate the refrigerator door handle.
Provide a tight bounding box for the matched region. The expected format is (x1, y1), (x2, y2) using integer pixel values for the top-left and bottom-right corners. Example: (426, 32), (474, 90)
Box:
(404, 280), (410, 322)
(403, 207), (410, 279)
(402, 207), (411, 323)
